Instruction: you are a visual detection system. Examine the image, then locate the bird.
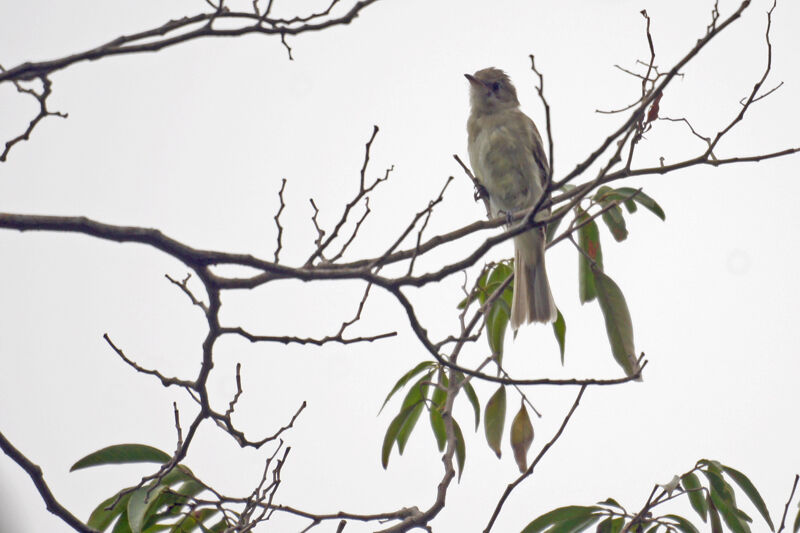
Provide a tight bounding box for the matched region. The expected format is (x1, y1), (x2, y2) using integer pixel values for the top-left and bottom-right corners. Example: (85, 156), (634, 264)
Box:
(465, 67), (556, 329)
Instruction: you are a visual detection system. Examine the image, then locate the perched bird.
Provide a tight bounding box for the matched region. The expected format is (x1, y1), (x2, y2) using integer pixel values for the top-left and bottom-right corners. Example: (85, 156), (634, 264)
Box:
(465, 67), (556, 329)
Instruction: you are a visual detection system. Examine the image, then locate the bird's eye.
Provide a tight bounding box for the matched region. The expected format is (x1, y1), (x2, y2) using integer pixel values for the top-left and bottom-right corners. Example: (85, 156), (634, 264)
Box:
(492, 82), (501, 92)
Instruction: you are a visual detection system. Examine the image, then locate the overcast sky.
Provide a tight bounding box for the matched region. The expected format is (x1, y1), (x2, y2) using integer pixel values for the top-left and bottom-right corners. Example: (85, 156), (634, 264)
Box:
(1, 0), (799, 532)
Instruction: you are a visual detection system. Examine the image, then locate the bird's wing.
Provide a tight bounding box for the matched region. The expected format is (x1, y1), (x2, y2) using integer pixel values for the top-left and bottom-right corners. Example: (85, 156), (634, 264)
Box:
(524, 114), (550, 186)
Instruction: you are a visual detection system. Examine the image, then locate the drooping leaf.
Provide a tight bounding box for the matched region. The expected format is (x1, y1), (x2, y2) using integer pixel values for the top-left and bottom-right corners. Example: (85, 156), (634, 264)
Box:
(708, 496), (724, 533)
(379, 361), (435, 413)
(644, 525), (661, 533)
(483, 262), (514, 306)
(596, 517), (613, 533)
(592, 268), (640, 378)
(128, 483), (168, 533)
(552, 308), (566, 364)
(623, 198), (638, 213)
(736, 508), (753, 524)
(722, 464), (774, 530)
(615, 187), (666, 220)
(703, 469), (750, 533)
(606, 517), (625, 533)
(792, 503), (799, 533)
(483, 385), (506, 458)
(521, 506), (602, 533)
(509, 403), (534, 473)
(112, 510), (133, 533)
(88, 490), (134, 530)
(429, 409), (446, 453)
(577, 214), (603, 304)
(664, 514), (701, 533)
(429, 371), (448, 452)
(395, 373), (432, 454)
(461, 378), (480, 430)
(381, 401), (420, 468)
(486, 296), (510, 361)
(452, 418), (466, 481)
(704, 466), (737, 502)
(681, 472), (708, 522)
(71, 444), (171, 471)
(600, 204), (628, 242)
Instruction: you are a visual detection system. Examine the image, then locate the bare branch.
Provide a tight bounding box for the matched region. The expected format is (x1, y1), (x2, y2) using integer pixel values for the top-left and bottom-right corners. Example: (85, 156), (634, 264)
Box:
(0, 430), (97, 532)
(103, 333), (195, 389)
(0, 1), (383, 84)
(0, 73), (68, 162)
(273, 178), (287, 263)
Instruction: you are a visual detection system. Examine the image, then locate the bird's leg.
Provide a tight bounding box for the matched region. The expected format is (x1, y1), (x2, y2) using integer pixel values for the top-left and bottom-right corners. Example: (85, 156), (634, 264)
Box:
(498, 209), (517, 227)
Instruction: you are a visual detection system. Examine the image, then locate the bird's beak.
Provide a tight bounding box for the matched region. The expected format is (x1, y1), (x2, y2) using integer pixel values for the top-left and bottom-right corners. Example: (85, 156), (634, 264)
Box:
(464, 73), (482, 87)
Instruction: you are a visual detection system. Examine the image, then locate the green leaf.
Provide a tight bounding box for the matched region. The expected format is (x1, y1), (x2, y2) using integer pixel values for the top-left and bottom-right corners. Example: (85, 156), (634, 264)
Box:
(176, 479), (206, 499)
(71, 444), (171, 471)
(381, 401), (420, 468)
(461, 378), (480, 430)
(644, 525), (660, 533)
(483, 385), (506, 458)
(207, 519), (229, 533)
(703, 469), (750, 533)
(664, 514), (701, 533)
(607, 517), (625, 533)
(167, 508), (217, 533)
(623, 198), (638, 213)
(429, 371), (448, 452)
(159, 465), (195, 487)
(483, 262), (514, 305)
(681, 472), (708, 522)
(704, 466), (736, 502)
(547, 513), (601, 533)
(592, 268), (640, 378)
(88, 490), (134, 530)
(615, 187), (666, 220)
(722, 464), (774, 530)
(577, 215), (603, 304)
(552, 308), (566, 364)
(600, 204), (628, 242)
(429, 409), (446, 453)
(598, 498), (625, 511)
(596, 517), (613, 533)
(486, 295), (510, 361)
(521, 505), (602, 533)
(379, 361), (435, 413)
(395, 373), (432, 454)
(793, 503), (799, 533)
(144, 524), (174, 533)
(128, 484), (168, 533)
(709, 496), (724, 533)
(509, 403), (534, 473)
(453, 418), (466, 481)
(112, 511), (133, 533)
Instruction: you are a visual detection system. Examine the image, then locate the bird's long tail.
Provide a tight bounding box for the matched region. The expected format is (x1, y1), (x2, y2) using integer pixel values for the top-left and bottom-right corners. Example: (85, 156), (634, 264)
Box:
(511, 229), (556, 329)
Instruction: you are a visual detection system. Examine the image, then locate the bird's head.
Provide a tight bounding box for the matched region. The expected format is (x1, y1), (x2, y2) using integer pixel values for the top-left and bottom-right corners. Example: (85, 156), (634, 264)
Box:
(465, 67), (520, 114)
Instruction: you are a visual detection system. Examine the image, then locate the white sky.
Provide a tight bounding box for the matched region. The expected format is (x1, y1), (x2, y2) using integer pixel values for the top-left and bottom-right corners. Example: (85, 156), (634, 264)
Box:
(1, 0), (799, 531)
